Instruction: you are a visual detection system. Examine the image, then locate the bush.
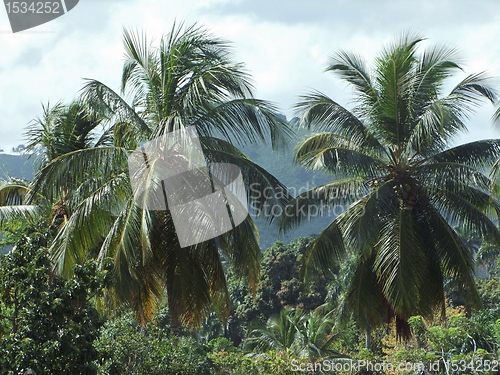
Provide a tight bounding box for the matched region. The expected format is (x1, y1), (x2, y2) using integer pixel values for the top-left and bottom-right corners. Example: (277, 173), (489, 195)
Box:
(0, 231), (112, 374)
(94, 313), (212, 375)
(233, 238), (329, 324)
(208, 350), (295, 375)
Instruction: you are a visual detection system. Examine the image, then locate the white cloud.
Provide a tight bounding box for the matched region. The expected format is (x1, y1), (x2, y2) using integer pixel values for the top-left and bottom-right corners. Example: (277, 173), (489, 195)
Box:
(0, 0), (499, 151)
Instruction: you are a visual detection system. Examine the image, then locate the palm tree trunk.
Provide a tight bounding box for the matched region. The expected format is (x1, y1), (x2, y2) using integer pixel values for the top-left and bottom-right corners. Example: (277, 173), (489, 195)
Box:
(365, 325), (371, 350)
(165, 247), (179, 343)
(166, 271), (180, 345)
(162, 208), (180, 345)
(166, 258), (180, 345)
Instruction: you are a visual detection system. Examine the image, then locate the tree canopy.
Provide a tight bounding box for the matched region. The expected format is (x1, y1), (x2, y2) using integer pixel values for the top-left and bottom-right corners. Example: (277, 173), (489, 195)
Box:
(282, 33), (500, 338)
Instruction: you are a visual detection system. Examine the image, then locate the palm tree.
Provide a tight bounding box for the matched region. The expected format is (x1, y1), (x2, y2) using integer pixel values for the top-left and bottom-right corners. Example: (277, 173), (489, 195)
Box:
(29, 23), (294, 334)
(244, 307), (343, 361)
(0, 100), (108, 231)
(25, 101), (110, 169)
(281, 33), (500, 340)
(245, 307), (300, 354)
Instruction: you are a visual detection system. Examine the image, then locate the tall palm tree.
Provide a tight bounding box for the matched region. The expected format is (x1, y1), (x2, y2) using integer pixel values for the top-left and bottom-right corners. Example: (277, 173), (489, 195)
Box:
(25, 101), (110, 170)
(29, 23), (294, 333)
(281, 33), (500, 339)
(0, 100), (108, 230)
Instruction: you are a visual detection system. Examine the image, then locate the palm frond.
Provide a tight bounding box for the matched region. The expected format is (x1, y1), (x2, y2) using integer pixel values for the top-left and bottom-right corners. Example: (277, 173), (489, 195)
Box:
(295, 144), (385, 177)
(200, 137), (292, 223)
(29, 146), (129, 204)
(373, 208), (427, 319)
(403, 100), (466, 157)
(279, 177), (369, 232)
(345, 254), (388, 330)
(0, 179), (31, 206)
(429, 187), (500, 245)
(122, 28), (152, 95)
(193, 99), (294, 151)
(49, 173), (131, 276)
(415, 162), (491, 194)
(80, 79), (152, 138)
(300, 218), (345, 285)
(448, 72), (497, 109)
(218, 216), (260, 293)
(337, 180), (399, 255)
(421, 203), (481, 309)
(0, 205), (40, 230)
(327, 51), (375, 104)
(295, 92), (387, 157)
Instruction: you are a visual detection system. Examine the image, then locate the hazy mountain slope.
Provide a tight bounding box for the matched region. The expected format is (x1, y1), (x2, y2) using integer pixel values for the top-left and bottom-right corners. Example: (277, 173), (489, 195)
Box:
(0, 154), (34, 181)
(241, 127), (336, 249)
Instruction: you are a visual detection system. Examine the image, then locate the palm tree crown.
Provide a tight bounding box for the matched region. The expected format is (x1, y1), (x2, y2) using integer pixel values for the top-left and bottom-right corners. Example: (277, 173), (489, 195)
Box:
(28, 23), (293, 330)
(244, 307), (343, 361)
(1, 100), (107, 231)
(282, 33), (500, 338)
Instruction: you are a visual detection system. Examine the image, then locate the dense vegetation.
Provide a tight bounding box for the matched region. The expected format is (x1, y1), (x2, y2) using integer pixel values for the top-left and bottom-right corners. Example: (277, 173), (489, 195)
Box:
(0, 223), (112, 374)
(0, 129), (331, 251)
(1, 230), (499, 374)
(1, 25), (500, 375)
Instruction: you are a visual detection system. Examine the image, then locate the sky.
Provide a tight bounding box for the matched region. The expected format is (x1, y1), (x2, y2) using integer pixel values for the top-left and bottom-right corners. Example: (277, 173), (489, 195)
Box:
(1, 0), (500, 152)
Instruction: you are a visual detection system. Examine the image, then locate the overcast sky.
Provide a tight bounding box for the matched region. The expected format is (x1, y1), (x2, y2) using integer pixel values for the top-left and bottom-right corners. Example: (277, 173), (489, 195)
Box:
(1, 0), (500, 152)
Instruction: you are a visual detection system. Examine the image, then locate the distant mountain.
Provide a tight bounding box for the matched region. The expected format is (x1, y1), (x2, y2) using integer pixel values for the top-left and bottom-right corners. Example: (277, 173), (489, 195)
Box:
(0, 153), (34, 181)
(241, 127), (334, 249)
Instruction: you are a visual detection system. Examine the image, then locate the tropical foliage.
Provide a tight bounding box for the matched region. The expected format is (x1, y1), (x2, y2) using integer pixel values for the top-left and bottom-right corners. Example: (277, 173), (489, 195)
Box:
(244, 306), (344, 361)
(282, 32), (500, 338)
(0, 100), (108, 239)
(3, 27), (500, 375)
(0, 225), (112, 374)
(95, 313), (212, 375)
(233, 237), (328, 324)
(5, 24), (294, 334)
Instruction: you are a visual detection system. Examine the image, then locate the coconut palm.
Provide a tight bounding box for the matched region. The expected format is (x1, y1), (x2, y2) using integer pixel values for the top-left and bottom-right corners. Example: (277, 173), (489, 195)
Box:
(29, 23), (293, 333)
(25, 101), (110, 169)
(245, 307), (343, 361)
(0, 101), (108, 230)
(281, 33), (500, 339)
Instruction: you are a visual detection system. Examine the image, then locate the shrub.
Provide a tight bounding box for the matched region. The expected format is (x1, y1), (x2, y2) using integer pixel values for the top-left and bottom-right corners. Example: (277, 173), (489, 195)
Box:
(94, 313), (212, 375)
(0, 231), (112, 374)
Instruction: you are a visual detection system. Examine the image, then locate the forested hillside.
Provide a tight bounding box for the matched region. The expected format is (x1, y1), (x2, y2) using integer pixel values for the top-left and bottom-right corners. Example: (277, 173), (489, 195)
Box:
(241, 123), (335, 248)
(0, 153), (33, 181)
